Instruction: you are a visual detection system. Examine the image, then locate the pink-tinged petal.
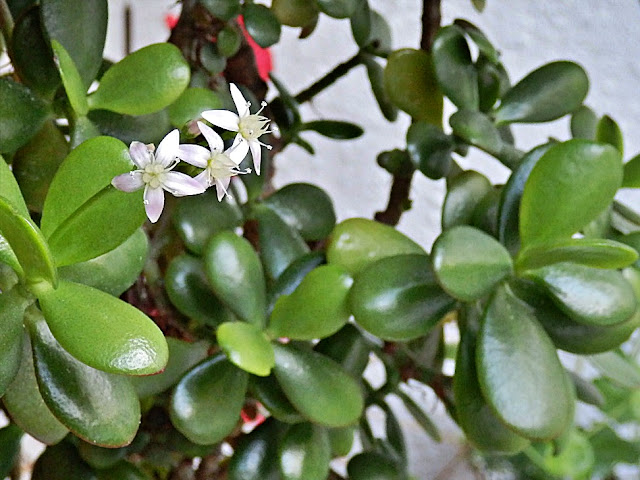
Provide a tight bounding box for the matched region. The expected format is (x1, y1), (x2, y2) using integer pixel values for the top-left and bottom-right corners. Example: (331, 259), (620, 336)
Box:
(215, 177), (231, 201)
(201, 110), (240, 132)
(249, 140), (262, 175)
(156, 129), (180, 167)
(129, 142), (152, 168)
(194, 170), (211, 188)
(163, 171), (207, 197)
(112, 171), (144, 192)
(144, 187), (165, 223)
(197, 121), (224, 152)
(230, 83), (250, 117)
(178, 144), (209, 168)
(227, 134), (249, 164)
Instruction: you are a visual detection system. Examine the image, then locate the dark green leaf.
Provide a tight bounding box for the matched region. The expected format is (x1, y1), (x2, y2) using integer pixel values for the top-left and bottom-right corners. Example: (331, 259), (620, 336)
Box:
(0, 78), (49, 153)
(88, 109), (171, 146)
(0, 287), (31, 397)
(316, 0), (358, 18)
(0, 153), (29, 216)
(217, 25), (242, 57)
(314, 323), (371, 378)
(268, 251), (325, 312)
(363, 55), (398, 121)
(251, 375), (306, 423)
(449, 110), (502, 154)
(51, 40), (89, 115)
(442, 170), (492, 229)
(168, 87), (222, 128)
(347, 451), (404, 480)
(279, 423), (331, 480)
(301, 120), (364, 140)
(228, 418), (283, 480)
(201, 0), (241, 21)
(350, 0), (371, 46)
(32, 443), (97, 480)
(406, 122), (453, 179)
(0, 424), (22, 478)
(243, 3), (281, 48)
(596, 114), (623, 154)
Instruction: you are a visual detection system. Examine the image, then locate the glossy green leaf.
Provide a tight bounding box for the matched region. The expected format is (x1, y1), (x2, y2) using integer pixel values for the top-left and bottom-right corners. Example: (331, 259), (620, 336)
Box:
(442, 170), (492, 229)
(495, 61), (588, 124)
(596, 114), (623, 155)
(228, 418), (283, 480)
(350, 254), (454, 341)
(201, 0), (241, 21)
(166, 254), (235, 327)
(32, 442), (97, 480)
(0, 287), (31, 397)
(376, 149), (414, 177)
(11, 6), (60, 98)
(622, 152), (640, 188)
(271, 0), (318, 27)
(204, 231), (267, 326)
(314, 323), (371, 378)
(168, 87), (222, 128)
(88, 109), (171, 146)
(77, 442), (129, 470)
(251, 375), (306, 423)
(432, 25), (478, 110)
(497, 143), (554, 254)
(269, 265), (352, 340)
(243, 3), (281, 48)
(301, 120), (364, 140)
(217, 321), (275, 376)
(516, 238), (638, 272)
(58, 229), (148, 297)
(449, 109), (502, 154)
(0, 154), (29, 217)
(170, 355), (248, 445)
(363, 55), (398, 121)
(255, 205), (310, 280)
(70, 115), (101, 148)
(347, 451), (404, 480)
(37, 280), (168, 375)
(51, 40), (89, 115)
(88, 44), (190, 115)
(273, 343), (363, 427)
(432, 226), (513, 301)
(279, 423), (331, 480)
(27, 313), (141, 447)
(454, 326), (530, 454)
(477, 284), (574, 439)
(0, 196), (57, 288)
(316, 0), (357, 18)
(476, 58), (503, 112)
(349, 0), (370, 45)
(12, 121), (69, 213)
(268, 251), (325, 310)
(570, 105), (598, 140)
(384, 48), (443, 125)
(3, 333), (69, 445)
(453, 19), (498, 64)
(40, 0), (107, 87)
(406, 121), (453, 180)
(327, 218), (425, 274)
(525, 262), (636, 327)
(520, 140), (622, 246)
(96, 461), (150, 480)
(132, 338), (209, 399)
(0, 78), (49, 153)
(264, 183), (336, 241)
(0, 424), (23, 479)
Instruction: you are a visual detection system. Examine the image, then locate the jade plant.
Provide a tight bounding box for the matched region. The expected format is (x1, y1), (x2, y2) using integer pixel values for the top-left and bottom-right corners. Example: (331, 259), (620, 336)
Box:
(1, 0), (640, 479)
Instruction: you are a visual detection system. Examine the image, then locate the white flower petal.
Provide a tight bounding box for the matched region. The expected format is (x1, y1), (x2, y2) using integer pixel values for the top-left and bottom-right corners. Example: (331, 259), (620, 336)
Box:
(156, 129), (180, 167)
(197, 121), (224, 152)
(215, 177), (231, 201)
(112, 171), (144, 192)
(178, 144), (209, 168)
(129, 142), (152, 168)
(230, 83), (250, 117)
(201, 110), (240, 132)
(226, 134), (248, 164)
(163, 171), (207, 197)
(194, 170), (211, 188)
(249, 140), (262, 175)
(144, 187), (165, 223)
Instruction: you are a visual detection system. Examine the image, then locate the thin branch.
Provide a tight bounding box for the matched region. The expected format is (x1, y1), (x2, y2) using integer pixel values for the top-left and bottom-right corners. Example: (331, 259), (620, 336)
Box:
(294, 53), (364, 104)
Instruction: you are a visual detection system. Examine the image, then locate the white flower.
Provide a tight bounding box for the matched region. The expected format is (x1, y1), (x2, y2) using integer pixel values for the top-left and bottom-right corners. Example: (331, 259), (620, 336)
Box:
(112, 129), (206, 223)
(178, 121), (250, 201)
(201, 83), (272, 175)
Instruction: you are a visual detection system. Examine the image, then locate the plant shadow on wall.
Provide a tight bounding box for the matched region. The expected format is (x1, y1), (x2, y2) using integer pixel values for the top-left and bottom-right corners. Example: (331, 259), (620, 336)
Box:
(1, 0), (640, 478)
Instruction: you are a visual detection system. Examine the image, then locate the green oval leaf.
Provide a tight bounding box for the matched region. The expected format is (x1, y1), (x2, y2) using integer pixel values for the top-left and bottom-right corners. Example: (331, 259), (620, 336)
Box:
(449, 109), (502, 155)
(316, 0), (357, 18)
(622, 153), (640, 188)
(27, 312), (141, 447)
(570, 105), (598, 140)
(268, 251), (325, 312)
(364, 55), (398, 121)
(314, 323), (371, 378)
(269, 265), (353, 340)
(406, 122), (453, 180)
(228, 418), (283, 480)
(349, 254), (454, 341)
(279, 423), (331, 480)
(327, 218), (425, 274)
(201, 0), (241, 21)
(243, 3), (281, 48)
(88, 109), (171, 146)
(96, 461), (150, 480)
(32, 443), (97, 480)
(166, 253), (236, 327)
(301, 120), (364, 140)
(520, 140), (622, 247)
(217, 321), (275, 376)
(0, 287), (31, 397)
(37, 280), (168, 375)
(442, 170), (492, 229)
(250, 375), (306, 424)
(384, 48), (442, 125)
(0, 424), (22, 479)
(271, 0), (318, 27)
(495, 61), (588, 124)
(170, 355), (248, 445)
(524, 263), (637, 327)
(272, 343), (363, 427)
(51, 40), (89, 116)
(432, 25), (479, 110)
(88, 44), (190, 115)
(596, 115), (623, 155)
(0, 78), (49, 153)
(347, 451), (404, 480)
(168, 87), (222, 128)
(0, 154), (29, 217)
(204, 231), (267, 327)
(432, 226), (513, 301)
(329, 425), (355, 457)
(477, 284), (574, 439)
(40, 0), (107, 88)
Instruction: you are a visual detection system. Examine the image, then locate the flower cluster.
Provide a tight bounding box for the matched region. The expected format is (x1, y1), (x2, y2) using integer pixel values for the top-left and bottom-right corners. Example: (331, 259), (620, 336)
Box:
(112, 84), (272, 223)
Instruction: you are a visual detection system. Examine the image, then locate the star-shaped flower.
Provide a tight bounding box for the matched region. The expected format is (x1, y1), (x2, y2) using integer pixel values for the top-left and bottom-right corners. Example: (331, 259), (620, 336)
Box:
(178, 121), (250, 201)
(112, 129), (206, 223)
(201, 83), (272, 175)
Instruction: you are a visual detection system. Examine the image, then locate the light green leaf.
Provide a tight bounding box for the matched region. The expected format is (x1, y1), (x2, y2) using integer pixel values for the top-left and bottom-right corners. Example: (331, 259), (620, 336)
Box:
(217, 322), (275, 376)
(0, 78), (49, 153)
(596, 115), (623, 155)
(51, 40), (89, 115)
